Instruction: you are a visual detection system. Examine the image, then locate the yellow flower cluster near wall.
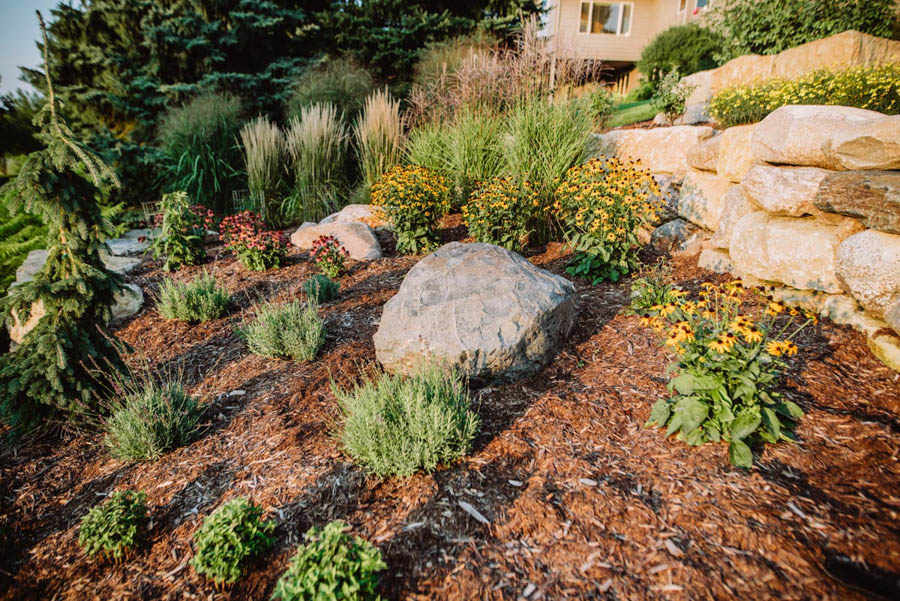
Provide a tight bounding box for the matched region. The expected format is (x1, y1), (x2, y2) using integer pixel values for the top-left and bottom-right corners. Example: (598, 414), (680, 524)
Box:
(370, 165), (450, 254)
(709, 63), (900, 128)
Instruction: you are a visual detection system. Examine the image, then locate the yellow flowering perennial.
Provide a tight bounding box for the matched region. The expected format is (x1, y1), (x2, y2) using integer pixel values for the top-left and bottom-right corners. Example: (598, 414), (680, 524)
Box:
(371, 165), (450, 254)
(462, 177), (540, 252)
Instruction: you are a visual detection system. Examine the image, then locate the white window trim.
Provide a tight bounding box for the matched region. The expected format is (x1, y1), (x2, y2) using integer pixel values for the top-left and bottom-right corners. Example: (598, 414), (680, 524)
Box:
(694, 0), (711, 11)
(578, 2), (634, 36)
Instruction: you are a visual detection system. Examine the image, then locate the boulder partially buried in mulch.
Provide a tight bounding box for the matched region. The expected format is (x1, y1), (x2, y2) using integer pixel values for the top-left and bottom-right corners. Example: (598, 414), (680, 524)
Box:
(290, 221), (383, 261)
(374, 242), (575, 382)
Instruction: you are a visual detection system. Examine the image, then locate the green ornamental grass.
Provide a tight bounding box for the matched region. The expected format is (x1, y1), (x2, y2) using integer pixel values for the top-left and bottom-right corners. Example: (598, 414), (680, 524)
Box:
(191, 497), (276, 585)
(78, 490), (148, 561)
(238, 300), (326, 362)
(157, 271), (230, 323)
(271, 521), (386, 601)
(302, 274), (340, 303)
(334, 364), (479, 478)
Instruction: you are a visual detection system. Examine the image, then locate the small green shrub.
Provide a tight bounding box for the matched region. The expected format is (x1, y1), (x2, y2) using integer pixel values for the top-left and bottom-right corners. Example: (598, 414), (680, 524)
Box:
(709, 64), (900, 128)
(587, 87), (617, 129)
(334, 363), (479, 478)
(157, 271), (230, 323)
(78, 490), (148, 561)
(462, 177), (540, 252)
(191, 497), (276, 585)
(157, 93), (244, 214)
(220, 211), (289, 271)
(637, 24), (724, 89)
(370, 165), (450, 254)
(103, 376), (201, 462)
(302, 275), (340, 303)
(238, 300), (326, 362)
(650, 69), (696, 125)
(287, 57), (374, 122)
(271, 520), (386, 601)
(150, 191), (213, 271)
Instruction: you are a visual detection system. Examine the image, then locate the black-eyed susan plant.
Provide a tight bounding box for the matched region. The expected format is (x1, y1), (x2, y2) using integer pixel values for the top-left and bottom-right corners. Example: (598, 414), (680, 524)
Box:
(555, 157), (659, 284)
(462, 177), (541, 252)
(628, 260), (683, 315)
(370, 165), (450, 254)
(642, 280), (816, 468)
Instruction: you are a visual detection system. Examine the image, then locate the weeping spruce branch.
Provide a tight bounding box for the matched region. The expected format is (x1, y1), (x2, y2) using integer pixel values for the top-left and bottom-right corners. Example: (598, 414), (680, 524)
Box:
(0, 11), (126, 431)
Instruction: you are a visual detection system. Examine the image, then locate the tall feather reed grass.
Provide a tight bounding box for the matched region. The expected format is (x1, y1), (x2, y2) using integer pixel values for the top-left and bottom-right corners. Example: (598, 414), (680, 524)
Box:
(354, 90), (404, 200)
(239, 117), (286, 225)
(284, 102), (349, 224)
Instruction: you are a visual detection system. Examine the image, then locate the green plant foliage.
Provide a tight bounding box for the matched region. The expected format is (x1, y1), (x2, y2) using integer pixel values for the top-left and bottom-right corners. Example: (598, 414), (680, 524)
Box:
(310, 236), (349, 279)
(650, 70), (696, 125)
(405, 109), (505, 209)
(219, 211), (289, 272)
(462, 177), (540, 252)
(78, 490), (148, 561)
(157, 94), (244, 215)
(191, 497), (276, 585)
(587, 87), (617, 129)
(287, 57), (375, 122)
(238, 300), (326, 362)
(707, 0), (900, 64)
(271, 521), (386, 601)
(0, 187), (46, 297)
(642, 281), (813, 467)
(334, 363), (479, 478)
(628, 261), (684, 315)
(157, 272), (230, 323)
(370, 165), (451, 255)
(556, 158), (659, 284)
(607, 100), (656, 128)
(150, 191), (212, 271)
(302, 275), (341, 304)
(0, 14), (127, 432)
(103, 374), (201, 462)
(709, 64), (900, 128)
(637, 24), (724, 89)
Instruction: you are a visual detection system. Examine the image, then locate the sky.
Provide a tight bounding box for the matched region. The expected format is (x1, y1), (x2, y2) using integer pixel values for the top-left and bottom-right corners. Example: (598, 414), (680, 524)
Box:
(0, 0), (68, 96)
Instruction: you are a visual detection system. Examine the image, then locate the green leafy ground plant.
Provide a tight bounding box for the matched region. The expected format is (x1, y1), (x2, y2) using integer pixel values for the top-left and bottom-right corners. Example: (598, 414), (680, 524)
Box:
(271, 521), (386, 601)
(150, 191), (213, 271)
(238, 300), (326, 362)
(78, 490), (148, 561)
(334, 363), (479, 478)
(303, 275), (340, 303)
(157, 271), (230, 323)
(628, 261), (683, 315)
(191, 497), (275, 585)
(641, 280), (814, 467)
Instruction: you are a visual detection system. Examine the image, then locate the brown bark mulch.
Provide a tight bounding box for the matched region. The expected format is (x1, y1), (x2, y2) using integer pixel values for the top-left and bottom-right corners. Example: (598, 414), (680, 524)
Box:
(1, 221), (898, 601)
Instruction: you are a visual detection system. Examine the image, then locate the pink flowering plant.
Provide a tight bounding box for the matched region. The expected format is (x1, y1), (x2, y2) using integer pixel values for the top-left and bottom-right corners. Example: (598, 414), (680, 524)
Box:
(219, 210), (288, 271)
(310, 235), (349, 278)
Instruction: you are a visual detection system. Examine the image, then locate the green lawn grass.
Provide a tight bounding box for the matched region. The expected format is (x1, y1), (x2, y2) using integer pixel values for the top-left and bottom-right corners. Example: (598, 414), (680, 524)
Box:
(607, 100), (657, 128)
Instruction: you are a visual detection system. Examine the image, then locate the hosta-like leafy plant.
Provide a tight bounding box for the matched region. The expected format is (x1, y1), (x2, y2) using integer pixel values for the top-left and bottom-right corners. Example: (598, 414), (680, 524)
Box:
(271, 521), (386, 601)
(642, 281), (814, 467)
(191, 497), (276, 585)
(78, 490), (148, 561)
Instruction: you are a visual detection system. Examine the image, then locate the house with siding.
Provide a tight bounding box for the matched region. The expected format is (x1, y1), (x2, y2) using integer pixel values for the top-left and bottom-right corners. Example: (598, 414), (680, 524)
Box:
(546, 0), (712, 91)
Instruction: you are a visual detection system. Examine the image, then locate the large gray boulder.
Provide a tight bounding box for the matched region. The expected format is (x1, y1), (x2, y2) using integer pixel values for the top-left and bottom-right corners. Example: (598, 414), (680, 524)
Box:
(373, 242), (575, 382)
(290, 221), (382, 261)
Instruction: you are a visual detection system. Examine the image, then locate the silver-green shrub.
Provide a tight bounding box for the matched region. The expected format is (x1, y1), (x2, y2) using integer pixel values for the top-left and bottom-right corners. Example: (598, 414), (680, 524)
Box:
(238, 300), (326, 362)
(157, 271), (230, 323)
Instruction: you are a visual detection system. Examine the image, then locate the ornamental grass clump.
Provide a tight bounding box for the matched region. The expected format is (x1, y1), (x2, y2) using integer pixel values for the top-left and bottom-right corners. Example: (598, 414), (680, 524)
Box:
(220, 210), (288, 271)
(334, 363), (479, 478)
(370, 165), (450, 254)
(238, 300), (325, 362)
(191, 497), (275, 586)
(708, 64), (900, 128)
(240, 116), (287, 226)
(78, 490), (148, 562)
(555, 157), (659, 284)
(103, 375), (201, 462)
(641, 280), (816, 467)
(354, 90), (403, 199)
(157, 271), (230, 323)
(302, 274), (340, 304)
(271, 521), (386, 601)
(462, 177), (540, 252)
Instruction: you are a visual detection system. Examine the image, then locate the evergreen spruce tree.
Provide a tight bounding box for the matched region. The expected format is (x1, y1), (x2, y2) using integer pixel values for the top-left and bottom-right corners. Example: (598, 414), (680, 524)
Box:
(0, 12), (127, 432)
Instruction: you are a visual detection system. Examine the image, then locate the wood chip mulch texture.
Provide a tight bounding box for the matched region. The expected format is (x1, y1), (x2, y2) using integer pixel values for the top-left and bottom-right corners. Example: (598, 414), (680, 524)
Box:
(1, 222), (898, 601)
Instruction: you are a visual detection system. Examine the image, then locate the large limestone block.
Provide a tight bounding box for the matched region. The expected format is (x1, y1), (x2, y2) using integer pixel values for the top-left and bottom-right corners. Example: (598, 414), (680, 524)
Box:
(651, 219), (700, 253)
(591, 126), (717, 176)
(698, 248), (733, 274)
(15, 249), (142, 283)
(682, 70), (713, 105)
(686, 134), (720, 172)
(716, 124), (759, 182)
(814, 171), (900, 235)
(836, 230), (900, 317)
(648, 175), (680, 225)
(710, 54), (775, 94)
(675, 170), (733, 230)
(9, 283), (144, 345)
(710, 186), (755, 250)
(730, 212), (846, 293)
(822, 115), (900, 171)
(751, 105), (886, 168)
(290, 221), (382, 261)
(373, 242), (575, 381)
(885, 299), (900, 336)
(773, 31), (900, 80)
(319, 204), (389, 230)
(740, 165), (831, 217)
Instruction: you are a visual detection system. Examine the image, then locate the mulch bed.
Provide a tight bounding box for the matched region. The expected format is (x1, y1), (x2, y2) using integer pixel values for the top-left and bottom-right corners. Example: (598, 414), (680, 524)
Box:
(1, 219), (898, 601)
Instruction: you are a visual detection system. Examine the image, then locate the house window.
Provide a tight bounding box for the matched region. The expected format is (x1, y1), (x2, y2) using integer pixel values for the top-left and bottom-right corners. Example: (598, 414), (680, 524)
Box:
(678, 0), (687, 12)
(695, 0), (710, 9)
(578, 2), (633, 35)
